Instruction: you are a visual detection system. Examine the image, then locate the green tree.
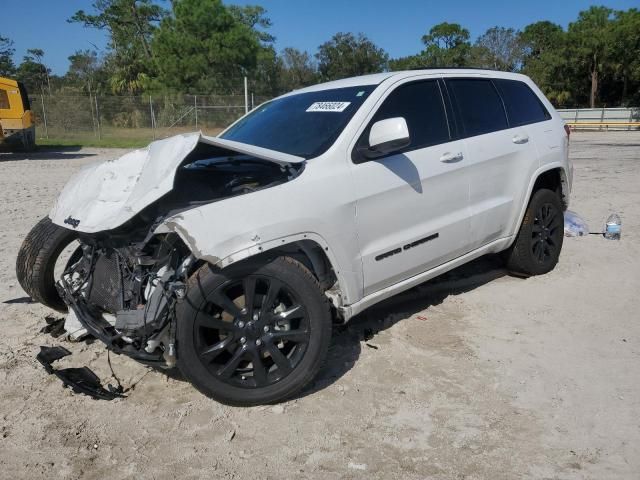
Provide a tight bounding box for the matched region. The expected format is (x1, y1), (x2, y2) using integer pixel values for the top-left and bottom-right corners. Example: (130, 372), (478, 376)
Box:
(228, 5), (275, 44)
(228, 4), (283, 95)
(473, 27), (524, 71)
(252, 46), (282, 96)
(609, 8), (640, 105)
(520, 21), (571, 105)
(388, 54), (426, 71)
(316, 32), (388, 81)
(278, 47), (317, 91)
(567, 6), (614, 108)
(152, 0), (266, 93)
(421, 22), (471, 66)
(16, 49), (52, 95)
(69, 0), (167, 93)
(66, 50), (105, 94)
(0, 36), (16, 77)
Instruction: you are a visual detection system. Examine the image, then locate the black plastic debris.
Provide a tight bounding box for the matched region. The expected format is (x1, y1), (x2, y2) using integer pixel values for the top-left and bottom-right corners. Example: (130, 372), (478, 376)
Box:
(36, 345), (71, 373)
(363, 328), (374, 341)
(36, 346), (125, 401)
(40, 315), (66, 338)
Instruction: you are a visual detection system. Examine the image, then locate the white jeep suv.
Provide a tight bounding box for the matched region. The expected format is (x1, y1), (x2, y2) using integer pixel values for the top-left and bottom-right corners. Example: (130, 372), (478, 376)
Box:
(17, 69), (571, 405)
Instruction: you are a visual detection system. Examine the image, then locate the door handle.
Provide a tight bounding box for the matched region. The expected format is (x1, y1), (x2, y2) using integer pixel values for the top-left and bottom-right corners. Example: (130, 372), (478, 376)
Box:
(440, 152), (464, 163)
(512, 134), (529, 144)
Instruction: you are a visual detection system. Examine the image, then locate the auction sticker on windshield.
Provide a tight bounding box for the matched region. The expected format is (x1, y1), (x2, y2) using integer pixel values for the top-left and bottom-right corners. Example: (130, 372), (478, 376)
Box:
(306, 101), (351, 112)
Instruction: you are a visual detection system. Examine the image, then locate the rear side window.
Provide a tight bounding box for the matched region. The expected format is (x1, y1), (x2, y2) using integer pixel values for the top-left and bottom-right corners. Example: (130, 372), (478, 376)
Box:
(446, 79), (508, 137)
(0, 89), (9, 110)
(360, 80), (450, 153)
(494, 79), (550, 126)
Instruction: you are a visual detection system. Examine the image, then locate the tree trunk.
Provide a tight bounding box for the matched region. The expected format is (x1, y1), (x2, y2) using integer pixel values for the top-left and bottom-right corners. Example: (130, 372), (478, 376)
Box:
(590, 52), (598, 109)
(590, 68), (598, 108)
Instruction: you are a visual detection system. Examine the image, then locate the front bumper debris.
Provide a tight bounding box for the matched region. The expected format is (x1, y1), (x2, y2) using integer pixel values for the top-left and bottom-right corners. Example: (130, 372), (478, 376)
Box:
(36, 346), (125, 401)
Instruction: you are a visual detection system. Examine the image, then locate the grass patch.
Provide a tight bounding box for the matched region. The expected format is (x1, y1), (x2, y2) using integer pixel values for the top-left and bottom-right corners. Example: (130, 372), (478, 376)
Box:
(34, 127), (225, 150)
(37, 137), (150, 149)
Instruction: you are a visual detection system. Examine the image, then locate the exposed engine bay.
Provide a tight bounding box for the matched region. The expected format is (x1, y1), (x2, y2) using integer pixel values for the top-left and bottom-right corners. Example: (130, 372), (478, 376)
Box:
(58, 233), (190, 367)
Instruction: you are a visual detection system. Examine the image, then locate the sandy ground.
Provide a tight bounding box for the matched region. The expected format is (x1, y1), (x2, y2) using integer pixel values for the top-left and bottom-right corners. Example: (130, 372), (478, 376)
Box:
(0, 132), (638, 479)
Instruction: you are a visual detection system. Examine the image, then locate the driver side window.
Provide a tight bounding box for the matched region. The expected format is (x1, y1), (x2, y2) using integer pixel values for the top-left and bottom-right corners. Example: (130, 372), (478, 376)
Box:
(356, 80), (451, 158)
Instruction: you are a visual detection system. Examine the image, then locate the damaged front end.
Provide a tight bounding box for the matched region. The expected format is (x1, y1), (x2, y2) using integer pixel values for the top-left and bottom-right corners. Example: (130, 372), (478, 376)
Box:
(58, 232), (191, 368)
(50, 133), (306, 368)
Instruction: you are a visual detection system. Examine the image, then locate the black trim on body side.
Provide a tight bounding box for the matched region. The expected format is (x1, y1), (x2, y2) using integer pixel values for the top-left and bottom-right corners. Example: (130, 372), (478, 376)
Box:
(375, 233), (440, 262)
(438, 79), (461, 140)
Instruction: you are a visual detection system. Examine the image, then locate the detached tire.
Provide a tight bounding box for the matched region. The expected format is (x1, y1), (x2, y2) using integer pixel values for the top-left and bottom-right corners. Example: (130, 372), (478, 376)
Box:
(177, 256), (332, 406)
(504, 188), (564, 276)
(16, 216), (78, 312)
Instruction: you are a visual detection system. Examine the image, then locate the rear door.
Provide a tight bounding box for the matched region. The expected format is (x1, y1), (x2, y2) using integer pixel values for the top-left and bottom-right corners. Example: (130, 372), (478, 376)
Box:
(494, 78), (562, 185)
(444, 77), (539, 249)
(349, 78), (471, 296)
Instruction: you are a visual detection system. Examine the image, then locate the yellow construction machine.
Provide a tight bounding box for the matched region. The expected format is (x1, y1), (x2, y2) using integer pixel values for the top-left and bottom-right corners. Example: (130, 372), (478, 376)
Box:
(0, 77), (35, 150)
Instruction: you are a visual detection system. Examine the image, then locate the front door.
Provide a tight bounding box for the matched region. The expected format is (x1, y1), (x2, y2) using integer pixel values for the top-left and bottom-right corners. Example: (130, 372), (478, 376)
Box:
(349, 79), (472, 296)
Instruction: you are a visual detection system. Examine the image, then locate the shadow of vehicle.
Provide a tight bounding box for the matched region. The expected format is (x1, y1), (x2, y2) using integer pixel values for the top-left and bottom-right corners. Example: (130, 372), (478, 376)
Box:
(2, 296), (35, 305)
(295, 254), (509, 400)
(0, 145), (95, 162)
(31, 253), (510, 403)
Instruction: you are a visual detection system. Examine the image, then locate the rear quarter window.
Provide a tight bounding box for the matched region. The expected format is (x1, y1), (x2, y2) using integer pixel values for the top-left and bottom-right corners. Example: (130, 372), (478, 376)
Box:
(445, 79), (508, 137)
(494, 79), (550, 126)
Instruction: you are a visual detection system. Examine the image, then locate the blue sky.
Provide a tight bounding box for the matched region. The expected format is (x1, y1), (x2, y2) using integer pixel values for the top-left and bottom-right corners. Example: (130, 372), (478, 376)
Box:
(3, 0), (638, 75)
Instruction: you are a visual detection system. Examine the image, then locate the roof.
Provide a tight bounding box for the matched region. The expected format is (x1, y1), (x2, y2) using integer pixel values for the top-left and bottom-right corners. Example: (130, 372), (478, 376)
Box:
(0, 77), (19, 88)
(285, 72), (396, 95)
(286, 69), (527, 96)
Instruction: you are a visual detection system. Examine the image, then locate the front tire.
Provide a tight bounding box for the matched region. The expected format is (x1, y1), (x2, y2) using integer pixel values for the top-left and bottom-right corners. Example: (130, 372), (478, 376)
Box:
(15, 217), (78, 311)
(504, 188), (564, 276)
(177, 256), (332, 406)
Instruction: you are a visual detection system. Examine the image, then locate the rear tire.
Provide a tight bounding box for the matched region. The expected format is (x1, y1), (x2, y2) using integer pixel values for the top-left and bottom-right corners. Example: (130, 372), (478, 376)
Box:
(177, 256), (332, 406)
(15, 217), (78, 311)
(504, 188), (564, 276)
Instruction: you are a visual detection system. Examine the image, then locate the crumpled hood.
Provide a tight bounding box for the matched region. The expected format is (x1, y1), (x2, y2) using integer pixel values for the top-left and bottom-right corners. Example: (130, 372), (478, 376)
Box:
(49, 132), (304, 233)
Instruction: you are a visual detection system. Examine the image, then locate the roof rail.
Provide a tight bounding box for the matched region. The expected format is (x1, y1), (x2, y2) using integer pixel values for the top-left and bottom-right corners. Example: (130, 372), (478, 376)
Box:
(405, 66), (508, 72)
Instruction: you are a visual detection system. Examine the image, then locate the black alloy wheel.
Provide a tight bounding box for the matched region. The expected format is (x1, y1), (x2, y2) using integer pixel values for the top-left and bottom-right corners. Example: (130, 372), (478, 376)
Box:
(504, 188), (564, 276)
(177, 256), (332, 406)
(194, 274), (311, 388)
(530, 202), (562, 264)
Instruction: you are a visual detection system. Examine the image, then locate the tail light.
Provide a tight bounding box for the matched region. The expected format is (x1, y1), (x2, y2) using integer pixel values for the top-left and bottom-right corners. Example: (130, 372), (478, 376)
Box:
(564, 124), (571, 141)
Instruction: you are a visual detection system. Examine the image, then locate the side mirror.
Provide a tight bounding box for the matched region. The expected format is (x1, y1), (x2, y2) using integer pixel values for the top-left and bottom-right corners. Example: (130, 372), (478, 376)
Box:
(364, 117), (410, 158)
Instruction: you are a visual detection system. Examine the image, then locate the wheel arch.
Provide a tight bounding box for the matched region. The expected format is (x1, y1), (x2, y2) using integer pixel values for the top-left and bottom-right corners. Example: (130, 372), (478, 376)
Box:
(507, 164), (570, 249)
(531, 167), (570, 209)
(176, 230), (357, 313)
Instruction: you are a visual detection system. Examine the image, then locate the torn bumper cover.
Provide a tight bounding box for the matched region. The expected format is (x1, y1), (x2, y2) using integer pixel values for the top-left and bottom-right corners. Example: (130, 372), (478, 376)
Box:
(57, 278), (167, 365)
(36, 346), (125, 401)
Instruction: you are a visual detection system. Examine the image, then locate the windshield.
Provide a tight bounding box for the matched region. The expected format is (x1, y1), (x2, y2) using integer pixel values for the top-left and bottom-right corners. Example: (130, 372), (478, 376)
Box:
(220, 85), (376, 159)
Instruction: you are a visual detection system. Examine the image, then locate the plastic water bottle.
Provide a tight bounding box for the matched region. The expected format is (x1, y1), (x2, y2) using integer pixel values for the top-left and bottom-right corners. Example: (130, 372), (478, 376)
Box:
(604, 213), (622, 240)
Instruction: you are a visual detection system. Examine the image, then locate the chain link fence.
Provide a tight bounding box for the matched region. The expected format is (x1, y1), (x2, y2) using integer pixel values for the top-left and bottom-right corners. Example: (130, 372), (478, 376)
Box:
(29, 93), (272, 145)
(30, 93), (639, 146)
